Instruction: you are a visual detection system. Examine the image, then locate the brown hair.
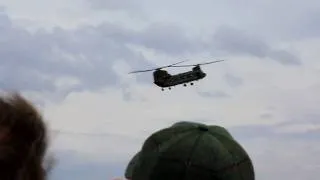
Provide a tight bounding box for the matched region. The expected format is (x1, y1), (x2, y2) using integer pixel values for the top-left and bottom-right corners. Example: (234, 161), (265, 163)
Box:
(0, 92), (49, 180)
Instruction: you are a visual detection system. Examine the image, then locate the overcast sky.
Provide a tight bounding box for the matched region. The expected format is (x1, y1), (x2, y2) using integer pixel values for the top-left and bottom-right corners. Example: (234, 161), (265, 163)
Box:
(0, 0), (320, 179)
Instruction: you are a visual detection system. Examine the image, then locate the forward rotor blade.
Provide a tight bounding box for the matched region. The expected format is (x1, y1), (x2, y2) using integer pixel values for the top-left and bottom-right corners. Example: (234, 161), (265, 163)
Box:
(128, 69), (155, 74)
(170, 59), (225, 67)
(160, 60), (188, 68)
(128, 60), (188, 74)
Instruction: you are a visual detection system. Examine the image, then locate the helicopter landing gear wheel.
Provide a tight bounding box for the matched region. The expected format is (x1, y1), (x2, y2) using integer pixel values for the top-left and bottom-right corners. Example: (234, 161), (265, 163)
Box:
(190, 82), (194, 85)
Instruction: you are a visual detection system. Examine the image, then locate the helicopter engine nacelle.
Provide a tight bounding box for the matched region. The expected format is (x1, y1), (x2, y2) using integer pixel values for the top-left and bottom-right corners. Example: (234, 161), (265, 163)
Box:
(192, 66), (206, 78)
(192, 65), (201, 72)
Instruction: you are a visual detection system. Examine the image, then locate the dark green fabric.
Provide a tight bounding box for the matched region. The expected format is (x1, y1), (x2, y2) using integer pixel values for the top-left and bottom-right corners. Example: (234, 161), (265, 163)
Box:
(125, 152), (140, 179)
(125, 121), (254, 180)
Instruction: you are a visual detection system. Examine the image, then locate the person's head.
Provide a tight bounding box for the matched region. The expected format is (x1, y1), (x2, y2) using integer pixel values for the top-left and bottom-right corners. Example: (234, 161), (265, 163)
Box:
(0, 93), (49, 180)
(125, 121), (254, 180)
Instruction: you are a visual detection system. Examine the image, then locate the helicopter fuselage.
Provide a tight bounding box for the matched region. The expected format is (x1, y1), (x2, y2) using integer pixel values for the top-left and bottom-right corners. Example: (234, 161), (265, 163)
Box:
(153, 65), (206, 88)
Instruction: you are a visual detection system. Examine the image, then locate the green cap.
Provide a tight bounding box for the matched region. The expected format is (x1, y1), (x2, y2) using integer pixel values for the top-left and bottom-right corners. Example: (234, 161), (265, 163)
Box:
(125, 121), (254, 180)
(125, 151), (140, 179)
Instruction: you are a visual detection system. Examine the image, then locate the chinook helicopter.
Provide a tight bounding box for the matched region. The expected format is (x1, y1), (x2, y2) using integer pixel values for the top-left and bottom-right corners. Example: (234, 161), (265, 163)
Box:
(129, 60), (225, 90)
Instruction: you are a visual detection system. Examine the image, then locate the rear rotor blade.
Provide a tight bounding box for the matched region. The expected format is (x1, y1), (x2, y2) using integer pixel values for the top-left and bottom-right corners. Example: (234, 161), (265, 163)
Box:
(199, 59), (225, 65)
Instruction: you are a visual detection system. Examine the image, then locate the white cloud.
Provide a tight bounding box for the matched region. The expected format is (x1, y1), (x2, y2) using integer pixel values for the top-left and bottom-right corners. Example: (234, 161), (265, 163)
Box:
(43, 37), (320, 155)
(241, 137), (320, 180)
(40, 37), (320, 179)
(0, 0), (147, 31)
(275, 123), (320, 133)
(0, 0), (320, 179)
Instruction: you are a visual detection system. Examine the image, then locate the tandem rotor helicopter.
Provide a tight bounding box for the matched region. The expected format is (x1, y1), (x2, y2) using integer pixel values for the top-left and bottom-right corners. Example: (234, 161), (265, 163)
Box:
(129, 60), (225, 91)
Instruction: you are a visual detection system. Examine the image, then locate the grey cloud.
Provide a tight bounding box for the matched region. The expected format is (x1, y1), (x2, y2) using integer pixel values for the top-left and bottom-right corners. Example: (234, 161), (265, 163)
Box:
(0, 67), (55, 91)
(281, 114), (320, 125)
(230, 119), (320, 140)
(121, 89), (133, 101)
(0, 10), (214, 97)
(132, 23), (205, 55)
(229, 125), (320, 180)
(205, 0), (320, 41)
(0, 12), (303, 97)
(85, 0), (146, 19)
(269, 50), (301, 65)
(256, 0), (320, 40)
(50, 152), (125, 180)
(291, 10), (320, 39)
(0, 13), (155, 95)
(0, 12), (209, 97)
(211, 26), (301, 65)
(197, 91), (229, 98)
(259, 113), (273, 119)
(87, 0), (137, 10)
(87, 0), (320, 41)
(224, 73), (243, 87)
(50, 123), (320, 180)
(242, 135), (319, 180)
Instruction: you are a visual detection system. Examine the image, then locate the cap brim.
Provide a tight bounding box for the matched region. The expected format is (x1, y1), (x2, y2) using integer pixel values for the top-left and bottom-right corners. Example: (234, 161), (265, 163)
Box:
(125, 151), (140, 179)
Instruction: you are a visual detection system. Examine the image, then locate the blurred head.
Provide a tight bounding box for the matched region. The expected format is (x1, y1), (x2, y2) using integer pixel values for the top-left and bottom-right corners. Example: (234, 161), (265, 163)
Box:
(125, 121), (255, 180)
(0, 93), (49, 180)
